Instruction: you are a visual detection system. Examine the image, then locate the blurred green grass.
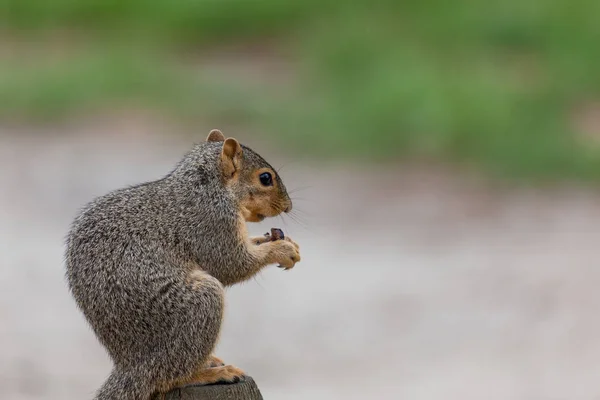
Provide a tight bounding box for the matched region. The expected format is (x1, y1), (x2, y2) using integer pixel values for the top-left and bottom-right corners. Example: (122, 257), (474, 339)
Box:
(2, 0), (600, 181)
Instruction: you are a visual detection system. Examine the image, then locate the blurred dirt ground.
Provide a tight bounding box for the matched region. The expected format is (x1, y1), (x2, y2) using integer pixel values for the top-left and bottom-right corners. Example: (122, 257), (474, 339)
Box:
(1, 119), (600, 400)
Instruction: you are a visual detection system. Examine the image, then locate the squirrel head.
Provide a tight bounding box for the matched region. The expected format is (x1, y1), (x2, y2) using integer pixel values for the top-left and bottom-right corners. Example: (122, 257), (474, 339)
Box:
(206, 129), (292, 222)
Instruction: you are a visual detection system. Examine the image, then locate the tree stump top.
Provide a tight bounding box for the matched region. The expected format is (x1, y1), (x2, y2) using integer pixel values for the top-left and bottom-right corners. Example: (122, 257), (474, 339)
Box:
(164, 377), (263, 400)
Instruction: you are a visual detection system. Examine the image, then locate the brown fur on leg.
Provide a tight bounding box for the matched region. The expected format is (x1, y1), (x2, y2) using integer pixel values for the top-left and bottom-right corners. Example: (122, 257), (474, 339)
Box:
(188, 365), (246, 385)
(204, 355), (225, 368)
(160, 365), (246, 392)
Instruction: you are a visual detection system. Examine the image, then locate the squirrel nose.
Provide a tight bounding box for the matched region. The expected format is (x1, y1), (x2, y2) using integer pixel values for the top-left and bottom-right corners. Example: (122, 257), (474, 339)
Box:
(284, 202), (292, 213)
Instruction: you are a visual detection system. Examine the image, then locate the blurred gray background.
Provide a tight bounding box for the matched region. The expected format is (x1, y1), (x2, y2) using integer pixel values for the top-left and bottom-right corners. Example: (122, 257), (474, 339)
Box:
(2, 121), (600, 399)
(2, 1), (600, 399)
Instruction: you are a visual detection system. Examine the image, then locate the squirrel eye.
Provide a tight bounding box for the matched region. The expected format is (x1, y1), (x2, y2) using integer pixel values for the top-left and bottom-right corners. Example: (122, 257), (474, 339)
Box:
(259, 172), (273, 186)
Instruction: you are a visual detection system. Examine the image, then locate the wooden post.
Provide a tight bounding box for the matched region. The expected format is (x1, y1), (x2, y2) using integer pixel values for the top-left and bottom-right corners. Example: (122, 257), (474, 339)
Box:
(163, 377), (263, 400)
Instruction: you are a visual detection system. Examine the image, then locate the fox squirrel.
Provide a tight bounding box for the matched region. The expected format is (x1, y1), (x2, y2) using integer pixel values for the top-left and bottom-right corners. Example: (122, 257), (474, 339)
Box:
(65, 129), (301, 399)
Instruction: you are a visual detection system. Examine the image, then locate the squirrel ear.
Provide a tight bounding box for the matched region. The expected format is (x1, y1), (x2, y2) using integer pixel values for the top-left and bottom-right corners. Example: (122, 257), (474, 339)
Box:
(221, 138), (243, 178)
(206, 129), (225, 142)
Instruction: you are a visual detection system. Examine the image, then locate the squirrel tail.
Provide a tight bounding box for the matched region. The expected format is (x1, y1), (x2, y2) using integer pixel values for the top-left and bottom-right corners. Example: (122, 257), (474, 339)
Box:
(95, 368), (155, 400)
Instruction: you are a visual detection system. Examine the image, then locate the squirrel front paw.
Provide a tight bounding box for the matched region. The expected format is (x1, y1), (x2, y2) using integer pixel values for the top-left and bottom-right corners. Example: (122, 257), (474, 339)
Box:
(271, 237), (301, 270)
(252, 228), (286, 245)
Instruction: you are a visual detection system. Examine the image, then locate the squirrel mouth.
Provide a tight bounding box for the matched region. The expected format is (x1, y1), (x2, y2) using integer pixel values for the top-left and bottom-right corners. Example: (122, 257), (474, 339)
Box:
(256, 213), (265, 221)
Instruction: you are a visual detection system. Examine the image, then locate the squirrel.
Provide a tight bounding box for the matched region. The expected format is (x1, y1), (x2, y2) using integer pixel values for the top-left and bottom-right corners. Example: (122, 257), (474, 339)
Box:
(65, 129), (301, 399)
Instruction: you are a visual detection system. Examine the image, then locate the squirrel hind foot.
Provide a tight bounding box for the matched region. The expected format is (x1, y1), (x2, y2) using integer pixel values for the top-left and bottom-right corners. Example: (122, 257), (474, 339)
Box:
(193, 365), (246, 386)
(166, 365), (247, 390)
(204, 355), (226, 368)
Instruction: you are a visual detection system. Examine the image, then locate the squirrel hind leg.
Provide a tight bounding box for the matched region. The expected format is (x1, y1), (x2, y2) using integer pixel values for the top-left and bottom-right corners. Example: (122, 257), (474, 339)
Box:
(152, 270), (231, 393)
(204, 354), (226, 368)
(168, 364), (247, 388)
